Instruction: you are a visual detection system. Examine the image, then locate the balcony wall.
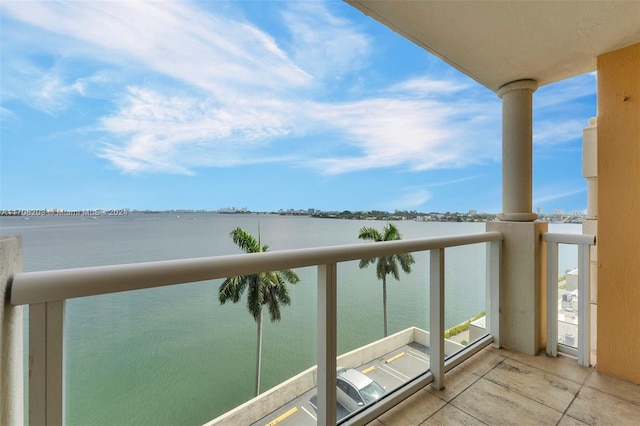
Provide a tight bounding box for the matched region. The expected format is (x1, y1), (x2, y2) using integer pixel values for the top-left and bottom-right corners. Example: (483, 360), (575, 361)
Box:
(0, 236), (24, 426)
(596, 42), (640, 384)
(598, 44), (640, 383)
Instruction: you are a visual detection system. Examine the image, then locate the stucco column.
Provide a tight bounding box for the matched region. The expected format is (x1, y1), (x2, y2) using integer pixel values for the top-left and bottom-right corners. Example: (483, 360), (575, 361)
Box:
(497, 80), (538, 222)
(487, 220), (547, 354)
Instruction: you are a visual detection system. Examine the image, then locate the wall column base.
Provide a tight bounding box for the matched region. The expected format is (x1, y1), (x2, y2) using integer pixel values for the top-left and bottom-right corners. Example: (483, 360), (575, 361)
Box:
(486, 221), (547, 355)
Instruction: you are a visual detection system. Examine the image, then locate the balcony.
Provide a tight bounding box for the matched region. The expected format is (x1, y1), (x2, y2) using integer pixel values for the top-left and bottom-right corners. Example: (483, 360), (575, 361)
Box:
(4, 231), (503, 425)
(3, 227), (621, 425)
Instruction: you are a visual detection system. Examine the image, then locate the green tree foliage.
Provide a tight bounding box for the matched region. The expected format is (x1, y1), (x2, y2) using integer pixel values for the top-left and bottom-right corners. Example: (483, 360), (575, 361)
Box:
(218, 227), (300, 396)
(358, 223), (415, 337)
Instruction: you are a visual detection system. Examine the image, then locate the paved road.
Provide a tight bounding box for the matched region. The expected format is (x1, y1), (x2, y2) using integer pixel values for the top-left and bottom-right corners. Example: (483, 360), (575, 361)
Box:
(254, 342), (430, 425)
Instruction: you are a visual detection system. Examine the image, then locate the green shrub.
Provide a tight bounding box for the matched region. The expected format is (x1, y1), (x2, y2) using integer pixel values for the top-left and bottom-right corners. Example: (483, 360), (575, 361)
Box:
(444, 311), (486, 338)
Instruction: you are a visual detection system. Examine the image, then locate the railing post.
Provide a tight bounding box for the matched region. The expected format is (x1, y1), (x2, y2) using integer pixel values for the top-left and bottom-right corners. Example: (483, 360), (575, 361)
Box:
(545, 241), (559, 357)
(577, 244), (590, 366)
(30, 301), (65, 426)
(317, 263), (337, 426)
(486, 239), (501, 347)
(430, 249), (445, 390)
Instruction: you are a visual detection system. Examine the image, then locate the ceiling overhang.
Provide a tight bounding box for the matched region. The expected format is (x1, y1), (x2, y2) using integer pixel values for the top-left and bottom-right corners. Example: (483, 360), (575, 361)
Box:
(345, 1), (640, 92)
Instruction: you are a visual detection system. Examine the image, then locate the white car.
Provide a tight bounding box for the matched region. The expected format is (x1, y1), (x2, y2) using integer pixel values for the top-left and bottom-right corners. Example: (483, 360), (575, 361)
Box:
(336, 368), (386, 413)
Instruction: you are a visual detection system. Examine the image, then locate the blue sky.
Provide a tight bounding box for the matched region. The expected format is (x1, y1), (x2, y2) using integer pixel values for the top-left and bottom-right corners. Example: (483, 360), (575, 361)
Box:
(1, 1), (596, 214)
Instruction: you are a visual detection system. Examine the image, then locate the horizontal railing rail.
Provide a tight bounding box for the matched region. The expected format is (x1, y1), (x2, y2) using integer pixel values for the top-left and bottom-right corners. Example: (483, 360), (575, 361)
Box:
(10, 232), (502, 305)
(9, 231), (503, 426)
(542, 232), (595, 367)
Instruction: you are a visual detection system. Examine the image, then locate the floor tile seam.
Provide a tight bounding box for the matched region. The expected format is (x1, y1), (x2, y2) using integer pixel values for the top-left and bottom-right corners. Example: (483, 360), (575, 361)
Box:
(477, 374), (568, 416)
(422, 401), (489, 426)
(448, 381), (569, 425)
(508, 355), (592, 385)
(554, 381), (585, 426)
(582, 381), (640, 407)
(428, 366), (484, 403)
(487, 348), (513, 360)
(376, 387), (446, 426)
(444, 371), (486, 408)
(496, 356), (587, 390)
(447, 398), (495, 426)
(482, 347), (513, 358)
(420, 402), (448, 425)
(456, 355), (508, 379)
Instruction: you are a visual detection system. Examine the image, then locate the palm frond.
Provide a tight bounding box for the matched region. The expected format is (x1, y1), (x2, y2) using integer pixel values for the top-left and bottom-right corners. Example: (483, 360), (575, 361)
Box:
(358, 226), (382, 242)
(230, 227), (260, 253)
(276, 277), (292, 306)
(383, 223), (401, 241)
(359, 257), (376, 269)
(279, 268), (300, 284)
(219, 275), (249, 304)
(219, 227), (299, 324)
(399, 252), (415, 273)
(247, 274), (264, 322)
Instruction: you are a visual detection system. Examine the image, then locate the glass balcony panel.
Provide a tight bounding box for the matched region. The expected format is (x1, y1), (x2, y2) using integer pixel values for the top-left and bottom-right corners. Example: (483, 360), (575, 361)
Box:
(64, 266), (319, 426)
(65, 282), (237, 425)
(336, 252), (429, 423)
(443, 243), (488, 352)
(250, 265), (318, 426)
(557, 243), (579, 349)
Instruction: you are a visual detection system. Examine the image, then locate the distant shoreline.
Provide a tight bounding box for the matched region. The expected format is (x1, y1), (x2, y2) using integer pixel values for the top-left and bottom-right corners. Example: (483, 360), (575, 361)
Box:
(0, 208), (584, 223)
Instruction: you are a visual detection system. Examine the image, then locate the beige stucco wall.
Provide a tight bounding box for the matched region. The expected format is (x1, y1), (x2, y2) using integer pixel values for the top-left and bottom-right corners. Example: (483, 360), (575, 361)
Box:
(596, 43), (640, 384)
(1, 236), (24, 426)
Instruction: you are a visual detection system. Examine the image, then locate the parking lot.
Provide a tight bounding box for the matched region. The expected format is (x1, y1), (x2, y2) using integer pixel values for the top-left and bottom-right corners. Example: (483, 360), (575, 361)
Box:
(254, 342), (430, 425)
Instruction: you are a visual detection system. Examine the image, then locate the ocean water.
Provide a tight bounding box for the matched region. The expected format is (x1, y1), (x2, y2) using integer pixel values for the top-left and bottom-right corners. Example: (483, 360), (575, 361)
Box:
(0, 214), (580, 425)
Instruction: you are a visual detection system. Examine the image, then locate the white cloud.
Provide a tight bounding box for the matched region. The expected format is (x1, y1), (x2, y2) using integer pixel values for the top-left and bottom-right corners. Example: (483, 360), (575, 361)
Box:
(97, 87), (297, 174)
(29, 74), (87, 114)
(534, 186), (586, 206)
(0, 107), (19, 124)
(94, 78), (501, 176)
(388, 78), (470, 97)
(425, 175), (483, 188)
(536, 73), (596, 108)
(307, 88), (501, 174)
(1, 0), (312, 98)
(2, 1), (503, 178)
(534, 119), (587, 146)
(384, 188), (432, 211)
(280, 2), (372, 80)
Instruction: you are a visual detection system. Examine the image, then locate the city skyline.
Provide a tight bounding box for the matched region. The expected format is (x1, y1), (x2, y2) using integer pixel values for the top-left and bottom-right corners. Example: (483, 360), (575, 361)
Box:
(1, 1), (595, 214)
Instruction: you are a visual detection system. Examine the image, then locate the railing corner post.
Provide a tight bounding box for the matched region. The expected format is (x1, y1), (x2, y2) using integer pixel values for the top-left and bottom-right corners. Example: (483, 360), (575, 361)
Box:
(317, 263), (337, 426)
(429, 249), (445, 391)
(545, 240), (559, 358)
(30, 300), (65, 426)
(487, 239), (502, 348)
(577, 244), (591, 366)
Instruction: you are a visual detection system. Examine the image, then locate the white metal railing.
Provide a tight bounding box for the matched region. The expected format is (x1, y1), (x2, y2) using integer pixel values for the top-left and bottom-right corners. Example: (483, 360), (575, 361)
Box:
(10, 231), (503, 426)
(542, 233), (596, 366)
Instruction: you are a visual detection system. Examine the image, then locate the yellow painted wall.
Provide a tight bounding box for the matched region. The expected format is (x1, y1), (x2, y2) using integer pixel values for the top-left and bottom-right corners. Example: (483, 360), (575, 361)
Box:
(597, 43), (640, 384)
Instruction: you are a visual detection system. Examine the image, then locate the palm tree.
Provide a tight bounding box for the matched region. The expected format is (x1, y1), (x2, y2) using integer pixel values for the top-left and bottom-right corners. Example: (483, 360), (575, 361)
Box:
(218, 227), (300, 396)
(358, 223), (415, 337)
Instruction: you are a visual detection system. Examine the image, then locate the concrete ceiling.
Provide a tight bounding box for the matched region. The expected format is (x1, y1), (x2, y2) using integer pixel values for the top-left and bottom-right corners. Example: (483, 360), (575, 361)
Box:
(345, 1), (640, 92)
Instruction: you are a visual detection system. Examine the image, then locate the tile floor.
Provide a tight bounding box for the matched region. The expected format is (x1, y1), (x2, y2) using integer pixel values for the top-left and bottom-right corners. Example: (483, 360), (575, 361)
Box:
(367, 346), (640, 425)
